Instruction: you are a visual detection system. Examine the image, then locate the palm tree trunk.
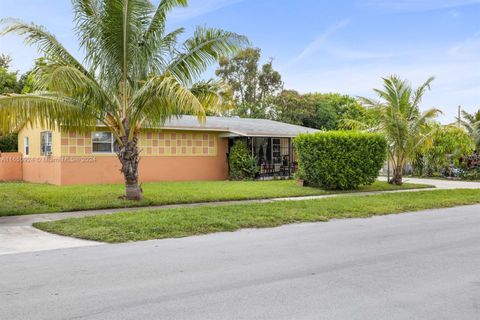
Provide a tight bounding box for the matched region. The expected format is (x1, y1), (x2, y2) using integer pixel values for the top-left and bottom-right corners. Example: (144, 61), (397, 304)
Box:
(390, 165), (403, 185)
(389, 155), (403, 185)
(117, 136), (143, 200)
(387, 151), (403, 185)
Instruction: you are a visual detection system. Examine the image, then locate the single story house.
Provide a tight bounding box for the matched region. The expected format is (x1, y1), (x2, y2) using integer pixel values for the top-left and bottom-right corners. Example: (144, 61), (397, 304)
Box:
(0, 116), (318, 185)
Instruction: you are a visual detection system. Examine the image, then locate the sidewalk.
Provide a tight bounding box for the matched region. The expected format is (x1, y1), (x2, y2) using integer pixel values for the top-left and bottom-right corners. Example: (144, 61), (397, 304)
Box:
(1, 177), (479, 255)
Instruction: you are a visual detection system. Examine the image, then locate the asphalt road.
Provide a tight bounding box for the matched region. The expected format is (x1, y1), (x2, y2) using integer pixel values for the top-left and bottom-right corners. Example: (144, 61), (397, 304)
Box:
(1, 205), (480, 320)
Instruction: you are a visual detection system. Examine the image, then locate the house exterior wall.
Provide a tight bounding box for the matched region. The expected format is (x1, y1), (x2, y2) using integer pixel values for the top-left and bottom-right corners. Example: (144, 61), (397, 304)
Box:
(59, 129), (219, 157)
(59, 140), (228, 185)
(17, 124), (62, 184)
(18, 124), (62, 157)
(14, 125), (228, 185)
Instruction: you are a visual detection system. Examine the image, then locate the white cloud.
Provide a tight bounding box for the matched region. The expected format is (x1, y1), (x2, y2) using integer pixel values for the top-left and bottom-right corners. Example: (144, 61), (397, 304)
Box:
(448, 32), (480, 58)
(322, 46), (395, 61)
(171, 0), (246, 19)
(292, 19), (350, 63)
(295, 19), (350, 61)
(362, 0), (480, 12)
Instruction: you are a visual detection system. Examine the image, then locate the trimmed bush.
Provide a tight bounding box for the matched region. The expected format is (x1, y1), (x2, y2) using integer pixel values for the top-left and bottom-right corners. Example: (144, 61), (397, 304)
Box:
(294, 131), (386, 190)
(229, 140), (259, 180)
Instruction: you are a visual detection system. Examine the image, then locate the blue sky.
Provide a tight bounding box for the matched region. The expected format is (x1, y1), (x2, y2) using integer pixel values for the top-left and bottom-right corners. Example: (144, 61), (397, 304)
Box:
(1, 0), (480, 122)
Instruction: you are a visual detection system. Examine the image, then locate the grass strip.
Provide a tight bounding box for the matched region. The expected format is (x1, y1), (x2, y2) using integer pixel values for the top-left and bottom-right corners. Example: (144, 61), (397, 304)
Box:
(34, 189), (479, 243)
(0, 180), (429, 216)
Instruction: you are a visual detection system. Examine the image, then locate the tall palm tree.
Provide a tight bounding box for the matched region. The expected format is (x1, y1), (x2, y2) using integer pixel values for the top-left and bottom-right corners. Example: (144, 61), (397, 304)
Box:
(459, 109), (480, 150)
(360, 75), (441, 185)
(0, 0), (248, 200)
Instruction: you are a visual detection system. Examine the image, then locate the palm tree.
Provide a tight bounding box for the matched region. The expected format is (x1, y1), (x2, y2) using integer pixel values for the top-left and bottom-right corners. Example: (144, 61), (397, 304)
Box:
(360, 75), (441, 185)
(459, 109), (480, 150)
(0, 0), (248, 200)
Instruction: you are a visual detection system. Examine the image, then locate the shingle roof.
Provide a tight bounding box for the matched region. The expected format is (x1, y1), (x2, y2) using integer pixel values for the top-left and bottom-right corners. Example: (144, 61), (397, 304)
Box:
(161, 115), (319, 137)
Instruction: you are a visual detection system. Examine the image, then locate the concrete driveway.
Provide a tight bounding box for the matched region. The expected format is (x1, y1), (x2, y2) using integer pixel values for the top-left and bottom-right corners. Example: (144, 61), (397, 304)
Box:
(1, 205), (479, 319)
(381, 176), (480, 189)
(0, 213), (100, 255)
(0, 225), (99, 255)
(1, 177), (479, 255)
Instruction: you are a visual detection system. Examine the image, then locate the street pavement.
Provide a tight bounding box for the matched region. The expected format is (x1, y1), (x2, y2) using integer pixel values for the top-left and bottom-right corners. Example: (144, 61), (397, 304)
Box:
(1, 205), (479, 319)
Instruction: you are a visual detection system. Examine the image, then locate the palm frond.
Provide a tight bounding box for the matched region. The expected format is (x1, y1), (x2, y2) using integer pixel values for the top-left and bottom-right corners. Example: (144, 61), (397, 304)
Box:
(337, 118), (372, 131)
(141, 27), (185, 77)
(129, 73), (205, 128)
(168, 27), (249, 86)
(0, 19), (89, 75)
(42, 64), (117, 116)
(357, 96), (382, 108)
(143, 0), (187, 43)
(0, 93), (98, 133)
(71, 0), (104, 66)
(78, 0), (152, 91)
(189, 79), (228, 113)
(461, 110), (476, 123)
(418, 108), (442, 122)
(411, 76), (435, 109)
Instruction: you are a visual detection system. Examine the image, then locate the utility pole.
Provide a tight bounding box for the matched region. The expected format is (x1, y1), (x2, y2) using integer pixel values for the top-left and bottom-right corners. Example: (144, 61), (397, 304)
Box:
(387, 159), (390, 183)
(458, 105), (462, 127)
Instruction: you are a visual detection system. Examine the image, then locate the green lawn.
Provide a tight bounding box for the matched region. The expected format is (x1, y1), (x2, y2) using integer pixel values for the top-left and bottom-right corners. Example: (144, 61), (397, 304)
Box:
(34, 189), (480, 243)
(0, 180), (430, 216)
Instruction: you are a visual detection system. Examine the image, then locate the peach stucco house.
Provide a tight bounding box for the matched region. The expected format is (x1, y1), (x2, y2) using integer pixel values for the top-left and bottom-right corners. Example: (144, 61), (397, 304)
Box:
(0, 116), (317, 185)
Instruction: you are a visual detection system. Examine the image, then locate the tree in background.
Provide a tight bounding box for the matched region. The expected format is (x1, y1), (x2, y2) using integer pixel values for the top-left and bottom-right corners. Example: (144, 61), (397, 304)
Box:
(0, 132), (17, 152)
(0, 54), (22, 148)
(270, 90), (305, 125)
(215, 48), (372, 129)
(15, 57), (47, 94)
(0, 53), (41, 96)
(215, 47), (283, 118)
(272, 90), (372, 130)
(0, 54), (23, 94)
(0, 54), (10, 68)
(423, 125), (474, 175)
(459, 109), (480, 150)
(0, 0), (247, 200)
(360, 75), (441, 185)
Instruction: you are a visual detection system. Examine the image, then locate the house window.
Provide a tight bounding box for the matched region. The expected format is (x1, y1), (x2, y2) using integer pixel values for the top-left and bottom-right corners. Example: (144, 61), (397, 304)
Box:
(40, 131), (52, 156)
(24, 137), (29, 156)
(92, 132), (116, 153)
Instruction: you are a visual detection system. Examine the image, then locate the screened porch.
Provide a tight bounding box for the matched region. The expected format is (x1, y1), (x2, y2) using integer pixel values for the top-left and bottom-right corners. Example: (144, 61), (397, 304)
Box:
(228, 137), (298, 179)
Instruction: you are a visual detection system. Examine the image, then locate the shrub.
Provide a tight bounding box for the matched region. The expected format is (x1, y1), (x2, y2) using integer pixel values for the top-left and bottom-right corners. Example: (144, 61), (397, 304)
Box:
(0, 133), (18, 152)
(294, 131), (387, 190)
(459, 167), (480, 180)
(229, 140), (259, 180)
(424, 126), (474, 174)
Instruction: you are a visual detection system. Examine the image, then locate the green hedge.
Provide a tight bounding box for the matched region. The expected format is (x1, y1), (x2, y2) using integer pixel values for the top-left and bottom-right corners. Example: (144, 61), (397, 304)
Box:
(0, 133), (18, 152)
(294, 131), (386, 190)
